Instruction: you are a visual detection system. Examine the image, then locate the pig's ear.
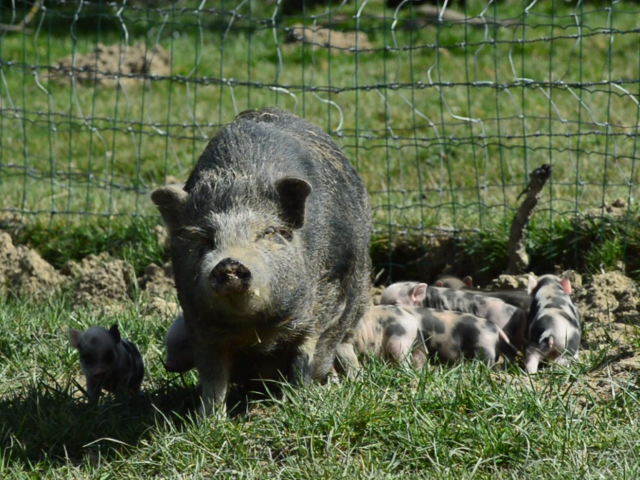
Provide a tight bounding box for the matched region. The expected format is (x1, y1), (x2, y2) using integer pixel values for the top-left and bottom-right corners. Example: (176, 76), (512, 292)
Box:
(109, 324), (122, 344)
(69, 329), (81, 349)
(463, 276), (473, 288)
(275, 177), (312, 229)
(559, 277), (572, 295)
(151, 186), (188, 231)
(527, 275), (538, 295)
(410, 283), (428, 305)
(435, 280), (443, 287)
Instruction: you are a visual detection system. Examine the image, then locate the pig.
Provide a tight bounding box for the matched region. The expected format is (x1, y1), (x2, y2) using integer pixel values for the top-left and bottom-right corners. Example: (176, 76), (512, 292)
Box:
(151, 107), (372, 414)
(380, 281), (527, 361)
(525, 274), (581, 373)
(69, 324), (144, 400)
(434, 275), (532, 311)
(164, 311), (195, 373)
(435, 275), (473, 290)
(352, 305), (515, 368)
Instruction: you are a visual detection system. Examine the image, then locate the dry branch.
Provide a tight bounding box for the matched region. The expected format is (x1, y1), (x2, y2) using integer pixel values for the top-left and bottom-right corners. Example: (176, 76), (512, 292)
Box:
(506, 164), (552, 275)
(0, 0), (41, 34)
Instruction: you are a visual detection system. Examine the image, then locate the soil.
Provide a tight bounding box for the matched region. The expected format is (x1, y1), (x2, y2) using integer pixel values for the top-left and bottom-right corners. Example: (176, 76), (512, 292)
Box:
(574, 271), (640, 324)
(286, 24), (372, 52)
(0, 232), (65, 298)
(73, 259), (134, 305)
(51, 42), (171, 88)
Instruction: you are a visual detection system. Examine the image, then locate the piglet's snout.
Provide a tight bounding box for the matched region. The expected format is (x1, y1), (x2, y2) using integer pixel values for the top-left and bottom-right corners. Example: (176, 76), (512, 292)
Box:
(210, 258), (252, 295)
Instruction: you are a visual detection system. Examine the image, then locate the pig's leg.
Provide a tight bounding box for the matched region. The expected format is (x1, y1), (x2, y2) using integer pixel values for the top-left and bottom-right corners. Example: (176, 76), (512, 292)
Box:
(196, 347), (231, 416)
(334, 342), (361, 378)
(288, 335), (318, 386)
(525, 347), (544, 373)
(85, 377), (102, 401)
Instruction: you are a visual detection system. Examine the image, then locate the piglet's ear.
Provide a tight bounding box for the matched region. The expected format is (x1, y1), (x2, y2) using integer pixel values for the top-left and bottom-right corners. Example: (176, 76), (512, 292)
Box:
(69, 329), (81, 349)
(275, 177), (312, 229)
(410, 283), (428, 305)
(109, 324), (122, 344)
(435, 280), (443, 287)
(527, 275), (538, 295)
(151, 186), (188, 232)
(559, 277), (572, 295)
(463, 276), (473, 288)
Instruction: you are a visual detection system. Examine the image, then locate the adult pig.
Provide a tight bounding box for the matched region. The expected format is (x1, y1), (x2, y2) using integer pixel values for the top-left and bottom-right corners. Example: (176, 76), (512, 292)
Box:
(151, 107), (372, 413)
(525, 274), (581, 373)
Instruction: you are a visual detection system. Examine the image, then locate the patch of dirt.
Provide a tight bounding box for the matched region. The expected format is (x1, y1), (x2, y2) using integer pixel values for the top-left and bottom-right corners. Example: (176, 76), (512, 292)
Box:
(138, 262), (175, 298)
(51, 42), (171, 88)
(60, 252), (112, 278)
(582, 198), (628, 224)
(489, 274), (531, 290)
(574, 271), (639, 324)
(142, 296), (179, 320)
(0, 232), (65, 298)
(286, 24), (372, 52)
(73, 259), (134, 306)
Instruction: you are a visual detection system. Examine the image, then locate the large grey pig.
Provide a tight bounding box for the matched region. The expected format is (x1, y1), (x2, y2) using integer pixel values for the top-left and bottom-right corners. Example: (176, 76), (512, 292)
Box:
(69, 324), (144, 400)
(352, 305), (514, 368)
(151, 107), (371, 413)
(380, 281), (527, 361)
(525, 274), (581, 373)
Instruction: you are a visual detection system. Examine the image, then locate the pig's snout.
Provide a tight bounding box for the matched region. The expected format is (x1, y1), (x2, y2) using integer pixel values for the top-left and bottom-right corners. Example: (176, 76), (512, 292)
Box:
(210, 258), (252, 294)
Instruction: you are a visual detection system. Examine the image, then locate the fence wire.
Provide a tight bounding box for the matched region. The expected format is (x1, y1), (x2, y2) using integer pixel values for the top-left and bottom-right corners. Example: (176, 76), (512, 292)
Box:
(0, 0), (638, 273)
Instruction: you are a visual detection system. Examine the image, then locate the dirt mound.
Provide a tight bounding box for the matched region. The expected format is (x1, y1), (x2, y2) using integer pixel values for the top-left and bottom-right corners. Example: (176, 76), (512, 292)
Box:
(489, 274), (530, 290)
(0, 232), (65, 298)
(73, 259), (134, 305)
(52, 42), (171, 88)
(286, 24), (372, 52)
(142, 296), (179, 320)
(138, 262), (175, 298)
(575, 271), (639, 324)
(61, 252), (112, 278)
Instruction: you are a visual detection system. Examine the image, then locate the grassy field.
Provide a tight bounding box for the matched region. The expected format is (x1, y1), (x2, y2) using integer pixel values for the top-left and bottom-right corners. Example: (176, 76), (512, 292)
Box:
(0, 0), (639, 280)
(1, 1), (640, 477)
(1, 292), (640, 478)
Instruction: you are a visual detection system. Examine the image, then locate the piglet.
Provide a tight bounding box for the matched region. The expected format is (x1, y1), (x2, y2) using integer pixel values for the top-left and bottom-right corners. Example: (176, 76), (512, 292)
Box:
(352, 305), (515, 368)
(435, 275), (473, 290)
(381, 281), (527, 361)
(69, 324), (144, 400)
(525, 274), (581, 373)
(164, 311), (196, 373)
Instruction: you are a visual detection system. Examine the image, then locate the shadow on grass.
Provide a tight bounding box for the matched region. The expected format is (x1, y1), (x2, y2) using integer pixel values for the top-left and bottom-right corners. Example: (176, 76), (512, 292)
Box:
(0, 374), (201, 467)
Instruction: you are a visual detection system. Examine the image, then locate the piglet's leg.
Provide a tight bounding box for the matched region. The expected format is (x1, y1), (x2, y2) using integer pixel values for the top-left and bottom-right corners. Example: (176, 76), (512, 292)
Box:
(525, 347), (544, 374)
(85, 377), (102, 401)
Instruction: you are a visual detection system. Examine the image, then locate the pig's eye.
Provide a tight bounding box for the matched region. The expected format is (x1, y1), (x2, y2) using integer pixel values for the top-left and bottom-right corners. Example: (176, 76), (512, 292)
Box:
(277, 227), (293, 242)
(259, 227), (276, 239)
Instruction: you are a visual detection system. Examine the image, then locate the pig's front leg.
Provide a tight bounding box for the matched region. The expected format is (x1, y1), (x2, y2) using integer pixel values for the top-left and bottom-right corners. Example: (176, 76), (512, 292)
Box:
(288, 335), (318, 386)
(196, 346), (231, 416)
(85, 377), (102, 401)
(334, 341), (361, 378)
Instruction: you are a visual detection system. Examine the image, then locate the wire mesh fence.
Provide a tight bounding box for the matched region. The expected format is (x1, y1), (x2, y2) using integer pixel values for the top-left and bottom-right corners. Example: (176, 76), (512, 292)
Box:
(0, 0), (638, 274)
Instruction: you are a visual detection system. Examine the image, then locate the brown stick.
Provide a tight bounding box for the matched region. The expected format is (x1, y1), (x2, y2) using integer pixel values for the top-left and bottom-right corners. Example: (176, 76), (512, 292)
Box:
(0, 0), (42, 34)
(506, 164), (552, 275)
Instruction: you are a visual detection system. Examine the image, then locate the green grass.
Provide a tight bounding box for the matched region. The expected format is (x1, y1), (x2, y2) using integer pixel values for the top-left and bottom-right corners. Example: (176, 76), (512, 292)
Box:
(1, 293), (640, 478)
(0, 0), (639, 237)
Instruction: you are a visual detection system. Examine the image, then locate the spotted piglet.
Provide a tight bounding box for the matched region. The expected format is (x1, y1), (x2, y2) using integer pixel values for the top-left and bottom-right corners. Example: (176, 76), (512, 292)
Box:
(525, 274), (581, 373)
(352, 305), (422, 367)
(164, 311), (196, 373)
(380, 282), (528, 362)
(352, 305), (515, 369)
(69, 324), (144, 400)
